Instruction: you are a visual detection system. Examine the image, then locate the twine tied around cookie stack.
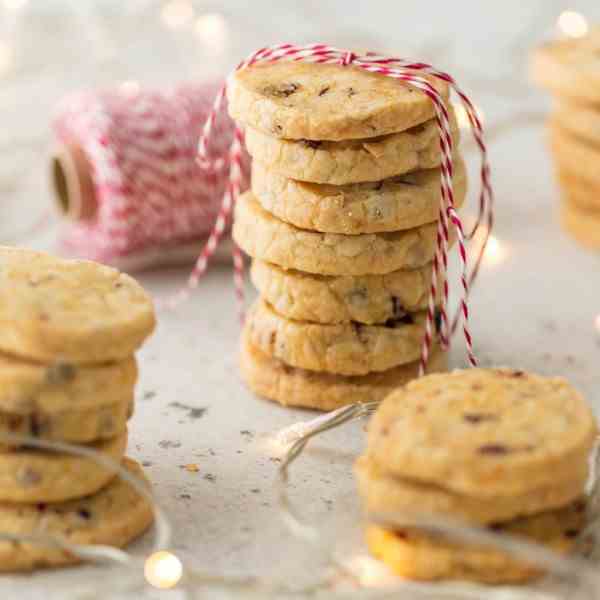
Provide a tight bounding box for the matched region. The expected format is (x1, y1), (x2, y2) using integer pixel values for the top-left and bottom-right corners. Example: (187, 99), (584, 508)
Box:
(0, 247), (157, 571)
(532, 26), (600, 249)
(180, 44), (493, 409)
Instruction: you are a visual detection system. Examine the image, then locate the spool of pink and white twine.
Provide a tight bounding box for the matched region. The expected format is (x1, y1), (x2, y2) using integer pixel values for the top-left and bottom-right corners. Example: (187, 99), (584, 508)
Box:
(52, 81), (250, 271)
(189, 43), (493, 374)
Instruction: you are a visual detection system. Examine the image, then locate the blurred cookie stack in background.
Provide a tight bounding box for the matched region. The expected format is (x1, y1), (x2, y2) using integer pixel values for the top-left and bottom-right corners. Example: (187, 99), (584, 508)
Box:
(0, 247), (156, 571)
(532, 26), (600, 249)
(229, 61), (467, 410)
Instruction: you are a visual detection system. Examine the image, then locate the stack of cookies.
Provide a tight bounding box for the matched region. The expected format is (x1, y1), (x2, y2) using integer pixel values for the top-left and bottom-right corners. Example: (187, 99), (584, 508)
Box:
(229, 61), (467, 410)
(356, 368), (596, 583)
(532, 27), (600, 249)
(0, 246), (156, 571)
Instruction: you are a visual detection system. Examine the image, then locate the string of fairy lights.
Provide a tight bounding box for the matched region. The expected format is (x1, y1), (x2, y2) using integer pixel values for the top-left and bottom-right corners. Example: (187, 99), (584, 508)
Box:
(0, 3), (599, 598)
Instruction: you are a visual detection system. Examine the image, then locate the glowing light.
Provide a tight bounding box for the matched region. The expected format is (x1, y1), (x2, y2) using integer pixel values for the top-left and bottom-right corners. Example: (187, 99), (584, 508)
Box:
(194, 13), (228, 49)
(344, 555), (395, 587)
(1, 0), (28, 12)
(260, 433), (290, 457)
(161, 0), (194, 29)
(594, 314), (600, 334)
(557, 11), (589, 38)
(0, 41), (13, 77)
(119, 80), (141, 96)
(468, 223), (508, 269)
(145, 551), (183, 589)
(482, 234), (507, 267)
(453, 102), (484, 130)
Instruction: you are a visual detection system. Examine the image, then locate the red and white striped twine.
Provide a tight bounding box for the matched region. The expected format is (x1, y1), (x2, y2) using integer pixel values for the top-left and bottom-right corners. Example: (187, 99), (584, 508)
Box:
(190, 44), (493, 370)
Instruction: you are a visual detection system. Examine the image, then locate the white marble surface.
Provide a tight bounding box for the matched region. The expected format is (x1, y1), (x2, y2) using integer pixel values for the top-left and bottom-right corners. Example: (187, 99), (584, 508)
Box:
(1, 1), (600, 598)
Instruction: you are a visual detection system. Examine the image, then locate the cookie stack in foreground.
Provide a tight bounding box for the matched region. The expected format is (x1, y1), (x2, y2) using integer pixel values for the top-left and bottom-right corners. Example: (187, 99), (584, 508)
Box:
(0, 247), (156, 571)
(532, 27), (600, 249)
(230, 62), (467, 410)
(356, 368), (597, 583)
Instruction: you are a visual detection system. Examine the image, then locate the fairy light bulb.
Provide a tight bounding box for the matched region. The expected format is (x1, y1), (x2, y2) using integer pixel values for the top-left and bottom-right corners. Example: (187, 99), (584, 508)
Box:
(144, 551), (183, 589)
(452, 103), (484, 130)
(594, 314), (600, 335)
(194, 13), (228, 48)
(344, 555), (394, 587)
(1, 0), (27, 12)
(161, 0), (194, 29)
(557, 11), (589, 38)
(482, 234), (507, 267)
(119, 80), (141, 96)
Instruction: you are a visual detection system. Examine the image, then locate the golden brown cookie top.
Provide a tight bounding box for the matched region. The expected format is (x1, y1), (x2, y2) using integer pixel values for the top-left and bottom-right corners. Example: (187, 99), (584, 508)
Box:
(367, 368), (597, 497)
(228, 61), (449, 141)
(0, 247), (155, 363)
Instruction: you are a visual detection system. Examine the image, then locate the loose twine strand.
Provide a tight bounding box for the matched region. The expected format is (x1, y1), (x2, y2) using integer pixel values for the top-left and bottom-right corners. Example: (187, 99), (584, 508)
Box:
(2, 408), (597, 599)
(173, 43), (495, 372)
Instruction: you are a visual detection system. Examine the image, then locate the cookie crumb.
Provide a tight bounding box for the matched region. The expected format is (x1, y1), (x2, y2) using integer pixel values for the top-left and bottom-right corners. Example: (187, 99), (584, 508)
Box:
(169, 401), (207, 420)
(158, 440), (181, 449)
(182, 463), (200, 473)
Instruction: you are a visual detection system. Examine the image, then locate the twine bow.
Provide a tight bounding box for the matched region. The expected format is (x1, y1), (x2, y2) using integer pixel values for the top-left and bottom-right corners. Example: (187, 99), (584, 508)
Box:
(184, 43), (493, 373)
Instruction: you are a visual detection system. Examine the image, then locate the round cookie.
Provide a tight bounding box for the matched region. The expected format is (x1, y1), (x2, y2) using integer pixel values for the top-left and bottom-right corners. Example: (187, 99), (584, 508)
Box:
(355, 455), (589, 526)
(244, 113), (459, 185)
(251, 260), (438, 324)
(228, 61), (450, 141)
(245, 299), (432, 376)
(251, 157), (466, 233)
(366, 499), (586, 583)
(557, 171), (600, 211)
(0, 354), (136, 448)
(234, 192), (453, 276)
(549, 121), (600, 188)
(0, 430), (127, 502)
(240, 333), (447, 411)
(0, 457), (153, 572)
(560, 199), (600, 250)
(367, 369), (597, 497)
(0, 247), (156, 364)
(531, 28), (600, 104)
(554, 99), (600, 146)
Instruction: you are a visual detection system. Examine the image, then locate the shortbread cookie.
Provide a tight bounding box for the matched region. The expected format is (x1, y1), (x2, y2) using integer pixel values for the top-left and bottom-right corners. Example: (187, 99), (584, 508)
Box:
(240, 333), (447, 410)
(557, 171), (600, 211)
(561, 199), (600, 249)
(367, 369), (597, 497)
(245, 113), (459, 185)
(251, 157), (466, 233)
(246, 299), (431, 375)
(0, 457), (153, 571)
(234, 192), (452, 275)
(549, 121), (600, 187)
(554, 100), (600, 146)
(251, 260), (438, 324)
(0, 354), (136, 448)
(0, 247), (155, 363)
(0, 430), (127, 502)
(531, 28), (600, 103)
(366, 499), (586, 583)
(355, 455), (588, 526)
(228, 61), (450, 141)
